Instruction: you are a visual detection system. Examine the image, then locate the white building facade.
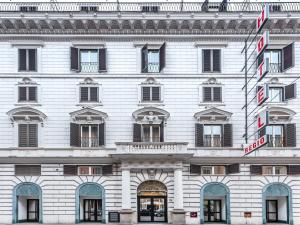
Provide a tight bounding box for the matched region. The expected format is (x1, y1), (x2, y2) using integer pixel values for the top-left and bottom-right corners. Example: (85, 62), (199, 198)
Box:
(0, 1), (300, 224)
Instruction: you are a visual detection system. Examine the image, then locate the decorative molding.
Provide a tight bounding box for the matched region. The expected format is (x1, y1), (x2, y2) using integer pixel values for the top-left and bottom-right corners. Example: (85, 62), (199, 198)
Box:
(132, 107), (170, 124)
(69, 107), (108, 124)
(194, 41), (228, 47)
(10, 40), (44, 47)
(194, 107), (232, 122)
(7, 107), (47, 125)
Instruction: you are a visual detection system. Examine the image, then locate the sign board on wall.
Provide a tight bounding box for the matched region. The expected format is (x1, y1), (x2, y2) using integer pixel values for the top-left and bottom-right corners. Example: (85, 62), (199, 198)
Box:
(257, 31), (269, 56)
(244, 135), (268, 156)
(257, 4), (269, 32)
(257, 58), (269, 82)
(257, 110), (269, 131)
(257, 84), (269, 106)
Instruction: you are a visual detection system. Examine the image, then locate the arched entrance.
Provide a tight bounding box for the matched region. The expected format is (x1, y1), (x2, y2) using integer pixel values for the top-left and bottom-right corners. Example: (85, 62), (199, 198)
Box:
(13, 182), (42, 223)
(262, 183), (293, 224)
(75, 182), (105, 223)
(137, 181), (168, 223)
(200, 182), (230, 224)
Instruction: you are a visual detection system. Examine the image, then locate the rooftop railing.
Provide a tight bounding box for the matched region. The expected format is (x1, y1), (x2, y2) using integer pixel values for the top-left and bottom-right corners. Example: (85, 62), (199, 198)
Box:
(0, 2), (299, 13)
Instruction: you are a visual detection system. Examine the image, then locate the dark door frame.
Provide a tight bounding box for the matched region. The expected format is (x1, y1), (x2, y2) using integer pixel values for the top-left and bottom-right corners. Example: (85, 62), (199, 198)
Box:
(137, 196), (168, 223)
(26, 199), (39, 222)
(266, 200), (279, 223)
(204, 199), (222, 223)
(83, 199), (102, 222)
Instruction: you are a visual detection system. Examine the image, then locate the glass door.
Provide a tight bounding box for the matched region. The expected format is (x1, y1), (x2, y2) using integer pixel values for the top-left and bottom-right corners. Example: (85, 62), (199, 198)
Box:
(27, 199), (39, 222)
(267, 200), (278, 222)
(138, 197), (167, 222)
(83, 199), (102, 222)
(204, 200), (222, 222)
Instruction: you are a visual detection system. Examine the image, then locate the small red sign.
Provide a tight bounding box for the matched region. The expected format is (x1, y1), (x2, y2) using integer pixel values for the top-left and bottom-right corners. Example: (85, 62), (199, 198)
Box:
(257, 4), (269, 32)
(190, 212), (197, 218)
(257, 84), (269, 106)
(257, 110), (269, 131)
(257, 31), (269, 56)
(257, 58), (269, 82)
(244, 135), (268, 156)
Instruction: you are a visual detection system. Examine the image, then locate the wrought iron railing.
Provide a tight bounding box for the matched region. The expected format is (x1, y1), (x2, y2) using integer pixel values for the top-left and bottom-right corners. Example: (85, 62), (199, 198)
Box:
(115, 142), (188, 153)
(203, 136), (222, 147)
(267, 135), (284, 147)
(0, 2), (299, 13)
(81, 137), (99, 147)
(147, 63), (160, 73)
(81, 62), (98, 73)
(269, 63), (282, 74)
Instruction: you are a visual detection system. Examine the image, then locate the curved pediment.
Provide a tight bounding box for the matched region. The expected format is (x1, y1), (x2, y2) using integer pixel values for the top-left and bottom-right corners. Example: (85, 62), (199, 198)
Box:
(7, 107), (46, 123)
(70, 107), (108, 123)
(194, 107), (232, 122)
(267, 107), (296, 122)
(133, 107), (170, 124)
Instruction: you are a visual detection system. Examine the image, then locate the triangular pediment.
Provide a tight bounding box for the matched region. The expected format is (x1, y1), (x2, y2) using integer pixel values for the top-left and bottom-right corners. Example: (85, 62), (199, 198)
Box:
(194, 107), (232, 122)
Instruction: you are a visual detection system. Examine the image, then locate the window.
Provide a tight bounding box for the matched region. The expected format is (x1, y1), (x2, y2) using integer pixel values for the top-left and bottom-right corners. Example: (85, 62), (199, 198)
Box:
(201, 166), (226, 175)
(203, 125), (222, 147)
(264, 50), (282, 73)
(266, 125), (284, 147)
(18, 86), (37, 102)
(268, 87), (283, 103)
(142, 86), (161, 102)
(80, 124), (99, 147)
(18, 49), (37, 72)
(70, 47), (106, 72)
(78, 166), (103, 175)
(15, 165), (41, 176)
(141, 44), (165, 73)
(18, 124), (38, 147)
(142, 124), (160, 142)
(203, 49), (221, 73)
(80, 50), (98, 73)
(203, 87), (222, 102)
(80, 87), (99, 102)
(262, 166), (287, 175)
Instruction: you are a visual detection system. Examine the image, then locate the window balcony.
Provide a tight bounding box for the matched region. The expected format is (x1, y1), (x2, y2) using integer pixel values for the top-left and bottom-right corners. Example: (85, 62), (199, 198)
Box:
(269, 63), (282, 73)
(115, 142), (188, 154)
(267, 136), (284, 148)
(203, 136), (222, 147)
(80, 62), (98, 73)
(81, 137), (99, 147)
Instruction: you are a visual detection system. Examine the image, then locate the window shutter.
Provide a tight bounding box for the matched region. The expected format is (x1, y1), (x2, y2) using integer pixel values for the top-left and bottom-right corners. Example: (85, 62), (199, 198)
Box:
(159, 43), (166, 72)
(160, 122), (164, 142)
(18, 124), (28, 147)
(18, 49), (27, 71)
(63, 165), (77, 176)
(141, 44), (148, 73)
(226, 164), (240, 174)
(213, 87), (222, 102)
(70, 123), (80, 147)
(287, 165), (300, 175)
(250, 165), (262, 175)
(70, 47), (79, 71)
(203, 87), (212, 102)
(102, 165), (113, 175)
(98, 48), (107, 71)
(15, 165), (41, 176)
(98, 123), (105, 146)
(19, 87), (27, 101)
(213, 49), (221, 72)
(190, 164), (201, 174)
(285, 123), (296, 147)
(195, 123), (204, 147)
(28, 124), (38, 147)
(142, 87), (151, 101)
(203, 50), (211, 72)
(28, 87), (37, 101)
(28, 49), (36, 71)
(284, 83), (296, 100)
(223, 124), (233, 147)
(80, 87), (89, 102)
(282, 43), (294, 71)
(152, 87), (160, 101)
(90, 87), (99, 102)
(133, 123), (142, 142)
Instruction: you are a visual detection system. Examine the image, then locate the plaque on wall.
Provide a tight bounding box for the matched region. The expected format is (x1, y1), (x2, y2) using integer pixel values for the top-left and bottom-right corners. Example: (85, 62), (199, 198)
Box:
(108, 211), (120, 222)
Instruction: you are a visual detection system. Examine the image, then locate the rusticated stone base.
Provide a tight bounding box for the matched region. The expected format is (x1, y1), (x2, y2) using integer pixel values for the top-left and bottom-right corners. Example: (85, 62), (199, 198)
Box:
(119, 209), (133, 225)
(172, 209), (186, 224)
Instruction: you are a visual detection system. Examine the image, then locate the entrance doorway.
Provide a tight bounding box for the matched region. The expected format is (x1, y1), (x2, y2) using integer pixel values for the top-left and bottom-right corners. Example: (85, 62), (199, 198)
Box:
(83, 199), (102, 222)
(137, 181), (168, 223)
(27, 199), (39, 222)
(204, 200), (222, 222)
(266, 200), (278, 222)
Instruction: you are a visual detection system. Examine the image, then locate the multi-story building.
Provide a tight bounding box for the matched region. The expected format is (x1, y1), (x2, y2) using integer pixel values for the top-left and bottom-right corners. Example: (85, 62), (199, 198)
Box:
(0, 1), (299, 224)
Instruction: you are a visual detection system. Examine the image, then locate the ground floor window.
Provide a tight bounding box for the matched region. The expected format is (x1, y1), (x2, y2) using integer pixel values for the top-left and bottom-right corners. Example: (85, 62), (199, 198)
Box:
(204, 200), (222, 222)
(83, 199), (102, 222)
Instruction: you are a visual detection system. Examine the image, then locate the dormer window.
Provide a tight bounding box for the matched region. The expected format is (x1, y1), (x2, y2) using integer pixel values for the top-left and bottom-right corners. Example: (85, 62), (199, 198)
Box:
(141, 43), (165, 73)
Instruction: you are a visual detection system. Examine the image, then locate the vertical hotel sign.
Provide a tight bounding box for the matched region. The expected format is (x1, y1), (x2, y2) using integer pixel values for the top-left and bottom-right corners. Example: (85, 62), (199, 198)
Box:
(244, 4), (270, 156)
